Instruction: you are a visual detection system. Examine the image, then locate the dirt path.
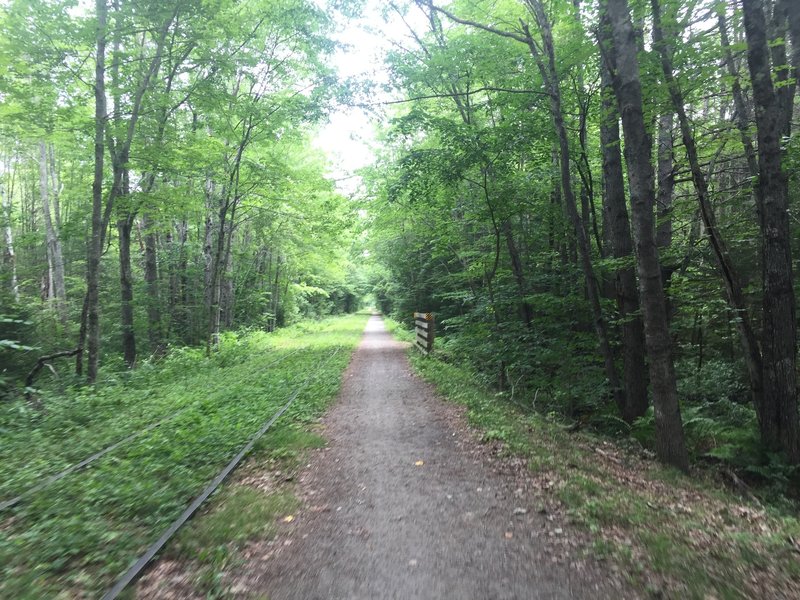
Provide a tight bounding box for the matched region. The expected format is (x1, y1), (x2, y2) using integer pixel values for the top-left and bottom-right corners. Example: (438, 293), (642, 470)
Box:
(236, 316), (628, 599)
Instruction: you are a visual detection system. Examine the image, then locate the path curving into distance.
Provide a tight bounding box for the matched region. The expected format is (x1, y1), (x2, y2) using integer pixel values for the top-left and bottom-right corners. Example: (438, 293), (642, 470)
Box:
(239, 315), (629, 599)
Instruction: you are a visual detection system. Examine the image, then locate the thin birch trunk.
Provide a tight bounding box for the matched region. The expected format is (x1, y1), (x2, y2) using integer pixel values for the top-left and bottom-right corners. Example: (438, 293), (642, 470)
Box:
(1, 165), (19, 303)
(38, 141), (67, 321)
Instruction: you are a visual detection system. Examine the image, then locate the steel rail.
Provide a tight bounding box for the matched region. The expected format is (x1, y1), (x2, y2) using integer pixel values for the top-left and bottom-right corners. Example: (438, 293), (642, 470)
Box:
(101, 346), (341, 600)
(0, 346), (305, 512)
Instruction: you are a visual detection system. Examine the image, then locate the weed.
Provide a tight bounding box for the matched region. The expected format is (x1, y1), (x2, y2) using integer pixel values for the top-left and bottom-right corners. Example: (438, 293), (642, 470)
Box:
(0, 314), (368, 596)
(173, 487), (298, 562)
(397, 331), (800, 599)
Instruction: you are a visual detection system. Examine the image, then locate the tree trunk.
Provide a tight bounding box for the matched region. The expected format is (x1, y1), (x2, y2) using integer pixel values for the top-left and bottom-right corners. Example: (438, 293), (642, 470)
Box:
(786, 0), (800, 106)
(270, 259), (281, 332)
(601, 0), (688, 471)
(502, 218), (533, 327)
(769, 0), (794, 138)
(118, 211), (136, 368)
(742, 0), (800, 461)
(203, 179), (216, 342)
(38, 141), (67, 321)
(220, 219), (235, 329)
(142, 213), (162, 354)
(522, 0), (624, 412)
(719, 9), (759, 183)
(599, 59), (649, 422)
(652, 0), (765, 445)
(48, 144), (62, 232)
(654, 113), (678, 320)
(208, 192), (230, 351)
(169, 219), (189, 341)
(86, 0), (107, 383)
(654, 114), (673, 251)
(1, 166), (19, 303)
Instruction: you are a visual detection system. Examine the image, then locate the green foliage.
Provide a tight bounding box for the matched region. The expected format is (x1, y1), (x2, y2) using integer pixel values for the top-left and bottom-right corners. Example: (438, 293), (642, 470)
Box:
(0, 313), (368, 596)
(0, 309), (36, 397)
(401, 333), (800, 599)
(360, 0), (800, 497)
(0, 0), (365, 387)
(173, 487), (298, 562)
(676, 359), (749, 404)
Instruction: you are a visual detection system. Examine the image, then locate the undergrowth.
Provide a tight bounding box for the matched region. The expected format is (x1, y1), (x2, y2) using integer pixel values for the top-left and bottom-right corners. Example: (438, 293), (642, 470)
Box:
(392, 319), (800, 598)
(0, 313), (368, 598)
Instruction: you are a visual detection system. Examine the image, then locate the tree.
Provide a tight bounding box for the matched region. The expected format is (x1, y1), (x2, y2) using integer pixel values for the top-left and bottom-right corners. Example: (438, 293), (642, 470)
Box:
(86, 0), (108, 383)
(425, 0), (627, 417)
(741, 0), (799, 461)
(598, 0), (688, 470)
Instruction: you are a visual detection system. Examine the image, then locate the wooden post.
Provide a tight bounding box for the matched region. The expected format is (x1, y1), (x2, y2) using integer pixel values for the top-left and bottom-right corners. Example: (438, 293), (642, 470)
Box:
(414, 312), (434, 354)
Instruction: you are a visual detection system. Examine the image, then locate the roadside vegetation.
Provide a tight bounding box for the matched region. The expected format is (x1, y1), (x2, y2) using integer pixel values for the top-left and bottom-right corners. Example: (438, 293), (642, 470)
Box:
(386, 318), (800, 598)
(366, 0), (800, 480)
(0, 313), (368, 598)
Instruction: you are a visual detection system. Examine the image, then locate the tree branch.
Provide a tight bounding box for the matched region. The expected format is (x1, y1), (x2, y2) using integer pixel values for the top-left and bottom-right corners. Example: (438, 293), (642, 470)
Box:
(24, 348), (81, 404)
(419, 0), (531, 45)
(359, 86), (547, 107)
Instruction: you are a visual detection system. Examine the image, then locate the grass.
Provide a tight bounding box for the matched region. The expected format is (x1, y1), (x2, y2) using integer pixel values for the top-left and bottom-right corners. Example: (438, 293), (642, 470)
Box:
(389, 318), (800, 599)
(0, 313), (368, 598)
(173, 487), (298, 562)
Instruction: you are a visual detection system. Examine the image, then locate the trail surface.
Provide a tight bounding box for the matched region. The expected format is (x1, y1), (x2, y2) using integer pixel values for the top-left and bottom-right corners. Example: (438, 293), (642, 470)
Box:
(241, 316), (627, 599)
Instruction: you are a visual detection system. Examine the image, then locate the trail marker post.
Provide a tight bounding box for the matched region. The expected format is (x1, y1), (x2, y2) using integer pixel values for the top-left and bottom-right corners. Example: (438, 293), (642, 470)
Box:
(414, 312), (434, 354)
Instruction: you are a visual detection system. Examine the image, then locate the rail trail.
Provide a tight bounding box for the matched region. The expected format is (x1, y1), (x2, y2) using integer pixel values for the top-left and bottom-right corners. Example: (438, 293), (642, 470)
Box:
(101, 347), (341, 599)
(229, 316), (625, 599)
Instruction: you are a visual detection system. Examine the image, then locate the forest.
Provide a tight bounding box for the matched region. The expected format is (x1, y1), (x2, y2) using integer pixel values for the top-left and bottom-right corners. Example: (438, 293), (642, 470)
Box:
(2, 0), (800, 485)
(1, 0), (800, 592)
(366, 0), (800, 486)
(0, 0), (367, 389)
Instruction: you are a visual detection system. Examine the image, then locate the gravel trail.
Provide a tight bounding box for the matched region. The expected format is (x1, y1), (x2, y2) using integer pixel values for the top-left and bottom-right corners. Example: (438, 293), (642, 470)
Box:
(243, 315), (627, 600)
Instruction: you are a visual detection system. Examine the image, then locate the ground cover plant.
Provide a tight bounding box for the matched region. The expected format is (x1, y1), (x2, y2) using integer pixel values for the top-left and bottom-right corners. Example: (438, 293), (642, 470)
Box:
(0, 313), (368, 598)
(391, 320), (800, 598)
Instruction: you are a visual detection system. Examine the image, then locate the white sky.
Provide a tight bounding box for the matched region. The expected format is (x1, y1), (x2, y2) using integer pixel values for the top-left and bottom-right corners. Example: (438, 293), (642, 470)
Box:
(313, 2), (427, 196)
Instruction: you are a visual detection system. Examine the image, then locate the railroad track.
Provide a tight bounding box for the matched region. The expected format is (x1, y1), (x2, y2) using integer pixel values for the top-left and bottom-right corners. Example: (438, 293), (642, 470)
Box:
(101, 346), (341, 599)
(0, 346), (305, 512)
(2, 343), (342, 597)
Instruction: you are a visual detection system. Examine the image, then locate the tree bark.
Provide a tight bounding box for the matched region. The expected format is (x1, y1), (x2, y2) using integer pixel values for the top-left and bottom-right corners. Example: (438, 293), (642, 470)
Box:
(502, 218), (533, 327)
(654, 114), (673, 251)
(652, 0), (765, 444)
(601, 0), (688, 471)
(1, 163), (19, 303)
(38, 141), (67, 321)
(769, 0), (794, 138)
(270, 258), (281, 332)
(86, 0), (108, 383)
(117, 210), (136, 367)
(203, 178), (216, 343)
(220, 221), (235, 329)
(142, 213), (162, 354)
(520, 0), (624, 412)
(719, 9), (759, 183)
(742, 0), (800, 461)
(599, 59), (648, 422)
